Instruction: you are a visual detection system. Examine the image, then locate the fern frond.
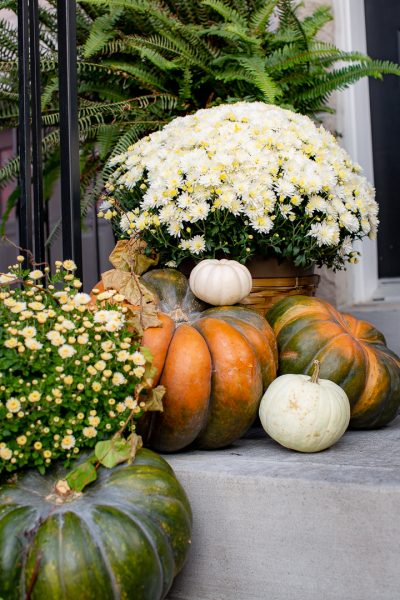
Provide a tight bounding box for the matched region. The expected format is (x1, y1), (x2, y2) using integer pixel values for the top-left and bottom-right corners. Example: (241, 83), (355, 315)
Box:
(122, 40), (180, 70)
(296, 61), (400, 102)
(83, 9), (122, 58)
(237, 57), (280, 102)
(302, 6), (333, 38)
(266, 43), (371, 72)
(201, 24), (261, 47)
(97, 123), (122, 159)
(102, 60), (168, 91)
(249, 0), (278, 34)
(0, 155), (19, 187)
(0, 19), (18, 61)
(41, 77), (59, 109)
(201, 0), (247, 28)
(277, 0), (308, 50)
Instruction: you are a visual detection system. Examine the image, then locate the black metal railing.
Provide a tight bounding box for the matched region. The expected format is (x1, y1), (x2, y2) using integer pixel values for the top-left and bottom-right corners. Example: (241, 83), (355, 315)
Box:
(17, 0), (82, 278)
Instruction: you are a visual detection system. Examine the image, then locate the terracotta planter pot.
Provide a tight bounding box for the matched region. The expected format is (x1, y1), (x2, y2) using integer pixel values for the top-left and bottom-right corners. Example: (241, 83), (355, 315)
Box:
(239, 257), (319, 316)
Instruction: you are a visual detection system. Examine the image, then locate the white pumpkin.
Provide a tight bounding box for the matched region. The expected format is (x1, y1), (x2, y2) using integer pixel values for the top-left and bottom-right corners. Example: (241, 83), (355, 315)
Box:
(189, 259), (252, 306)
(259, 360), (350, 453)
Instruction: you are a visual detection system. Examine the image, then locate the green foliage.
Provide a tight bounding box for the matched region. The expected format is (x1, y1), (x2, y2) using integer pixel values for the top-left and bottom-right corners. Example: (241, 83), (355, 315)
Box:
(0, 261), (155, 475)
(0, 0), (399, 240)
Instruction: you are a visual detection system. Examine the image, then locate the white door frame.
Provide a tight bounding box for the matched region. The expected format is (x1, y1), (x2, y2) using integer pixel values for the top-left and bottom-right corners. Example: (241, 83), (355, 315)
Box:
(333, 0), (379, 305)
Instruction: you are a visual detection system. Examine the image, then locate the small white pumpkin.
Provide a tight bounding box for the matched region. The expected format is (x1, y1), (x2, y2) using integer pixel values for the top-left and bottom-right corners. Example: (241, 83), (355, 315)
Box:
(189, 259), (252, 306)
(259, 360), (350, 453)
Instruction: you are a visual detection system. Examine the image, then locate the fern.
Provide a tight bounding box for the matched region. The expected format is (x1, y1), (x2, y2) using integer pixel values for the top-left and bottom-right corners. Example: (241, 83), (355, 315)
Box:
(201, 0), (247, 28)
(0, 0), (399, 247)
(83, 9), (122, 58)
(249, 0), (278, 34)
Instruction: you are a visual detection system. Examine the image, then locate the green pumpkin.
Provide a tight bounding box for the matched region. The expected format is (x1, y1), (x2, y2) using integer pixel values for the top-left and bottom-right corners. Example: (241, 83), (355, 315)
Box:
(0, 449), (192, 600)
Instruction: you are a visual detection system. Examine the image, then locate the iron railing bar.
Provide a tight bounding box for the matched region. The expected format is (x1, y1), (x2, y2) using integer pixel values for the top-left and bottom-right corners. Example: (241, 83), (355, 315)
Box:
(57, 0), (82, 278)
(17, 0), (33, 263)
(29, 0), (45, 266)
(93, 198), (101, 283)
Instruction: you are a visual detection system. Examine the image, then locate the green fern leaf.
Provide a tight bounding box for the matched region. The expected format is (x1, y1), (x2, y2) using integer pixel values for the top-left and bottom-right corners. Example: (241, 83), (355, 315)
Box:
(249, 0), (278, 34)
(83, 9), (123, 58)
(237, 56), (280, 102)
(201, 0), (247, 28)
(296, 61), (400, 102)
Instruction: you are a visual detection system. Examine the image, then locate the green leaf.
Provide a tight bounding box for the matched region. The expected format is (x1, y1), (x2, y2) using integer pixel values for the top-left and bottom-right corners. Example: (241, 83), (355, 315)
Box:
(140, 345), (153, 362)
(66, 460), (98, 492)
(95, 437), (131, 468)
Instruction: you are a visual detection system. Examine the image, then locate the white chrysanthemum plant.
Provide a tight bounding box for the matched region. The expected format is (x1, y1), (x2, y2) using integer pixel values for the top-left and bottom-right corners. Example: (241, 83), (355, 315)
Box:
(0, 258), (163, 476)
(100, 102), (378, 270)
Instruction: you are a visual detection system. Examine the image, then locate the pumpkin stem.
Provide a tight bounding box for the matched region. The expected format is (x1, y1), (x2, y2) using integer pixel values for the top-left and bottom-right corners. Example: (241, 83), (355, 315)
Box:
(310, 359), (320, 383)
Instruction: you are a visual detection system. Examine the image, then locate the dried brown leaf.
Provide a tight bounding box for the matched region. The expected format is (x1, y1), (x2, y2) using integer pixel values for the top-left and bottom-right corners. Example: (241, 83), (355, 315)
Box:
(109, 238), (159, 275)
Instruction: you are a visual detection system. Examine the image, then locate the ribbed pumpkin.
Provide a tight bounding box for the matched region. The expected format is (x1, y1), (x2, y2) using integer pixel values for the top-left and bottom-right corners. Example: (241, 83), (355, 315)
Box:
(0, 449), (192, 600)
(139, 269), (278, 451)
(267, 295), (400, 429)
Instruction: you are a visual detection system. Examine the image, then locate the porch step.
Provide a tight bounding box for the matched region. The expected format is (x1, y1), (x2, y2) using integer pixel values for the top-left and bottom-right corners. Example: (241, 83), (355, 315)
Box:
(165, 417), (400, 600)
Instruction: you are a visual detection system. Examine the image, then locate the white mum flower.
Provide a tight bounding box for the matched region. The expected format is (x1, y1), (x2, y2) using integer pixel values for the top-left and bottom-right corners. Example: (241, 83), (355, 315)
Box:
(187, 201), (210, 222)
(131, 351), (146, 365)
(61, 435), (75, 449)
(58, 344), (76, 359)
(308, 221), (340, 246)
(10, 302), (27, 314)
(188, 235), (206, 255)
(120, 212), (135, 233)
(0, 273), (17, 284)
(28, 269), (44, 280)
(112, 372), (127, 386)
(73, 293), (91, 306)
(24, 338), (43, 351)
(6, 398), (21, 413)
(250, 215), (274, 234)
(21, 326), (37, 338)
(83, 426), (97, 439)
(339, 211), (360, 233)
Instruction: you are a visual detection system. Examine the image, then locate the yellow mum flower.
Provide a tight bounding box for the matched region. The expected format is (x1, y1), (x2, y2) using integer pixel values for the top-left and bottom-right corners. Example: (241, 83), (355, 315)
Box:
(21, 326), (37, 338)
(16, 435), (27, 446)
(4, 338), (18, 349)
(0, 447), (12, 460)
(28, 270), (44, 280)
(28, 301), (45, 311)
(11, 302), (27, 314)
(61, 435), (76, 449)
(34, 442), (42, 450)
(82, 426), (97, 439)
(58, 344), (76, 359)
(6, 398), (21, 413)
(63, 260), (77, 271)
(28, 391), (41, 403)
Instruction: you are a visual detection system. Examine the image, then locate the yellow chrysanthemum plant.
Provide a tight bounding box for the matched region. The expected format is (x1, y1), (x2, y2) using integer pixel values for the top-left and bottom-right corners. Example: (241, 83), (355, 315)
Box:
(100, 102), (378, 270)
(0, 257), (163, 483)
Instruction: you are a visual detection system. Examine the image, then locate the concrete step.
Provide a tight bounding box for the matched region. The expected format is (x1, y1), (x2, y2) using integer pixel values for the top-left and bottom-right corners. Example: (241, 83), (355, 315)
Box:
(165, 417), (400, 600)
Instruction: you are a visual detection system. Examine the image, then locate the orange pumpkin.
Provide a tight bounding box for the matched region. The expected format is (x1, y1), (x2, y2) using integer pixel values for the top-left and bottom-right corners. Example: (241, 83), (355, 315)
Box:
(267, 295), (400, 429)
(136, 269), (278, 451)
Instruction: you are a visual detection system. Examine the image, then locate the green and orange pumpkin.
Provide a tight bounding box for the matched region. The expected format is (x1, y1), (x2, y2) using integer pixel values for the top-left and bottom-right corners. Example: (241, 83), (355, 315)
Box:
(140, 269), (278, 451)
(267, 295), (400, 429)
(0, 449), (192, 600)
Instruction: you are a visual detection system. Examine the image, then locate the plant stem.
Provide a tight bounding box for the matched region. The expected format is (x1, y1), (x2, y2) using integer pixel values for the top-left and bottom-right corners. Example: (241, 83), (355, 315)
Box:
(310, 359), (320, 383)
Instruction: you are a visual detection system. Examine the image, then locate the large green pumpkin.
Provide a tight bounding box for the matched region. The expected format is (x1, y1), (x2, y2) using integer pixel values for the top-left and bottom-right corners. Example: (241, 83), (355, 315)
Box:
(267, 295), (400, 429)
(0, 449), (192, 600)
